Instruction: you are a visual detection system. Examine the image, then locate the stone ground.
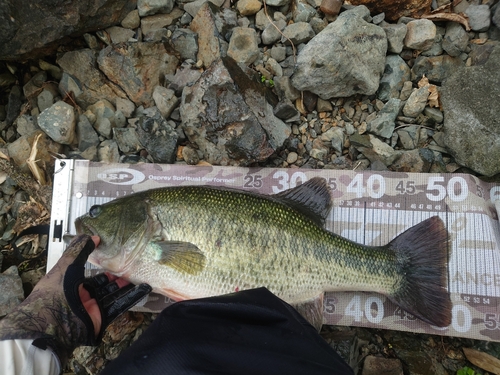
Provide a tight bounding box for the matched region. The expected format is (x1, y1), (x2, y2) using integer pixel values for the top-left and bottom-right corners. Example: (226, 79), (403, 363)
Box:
(1, 0), (500, 373)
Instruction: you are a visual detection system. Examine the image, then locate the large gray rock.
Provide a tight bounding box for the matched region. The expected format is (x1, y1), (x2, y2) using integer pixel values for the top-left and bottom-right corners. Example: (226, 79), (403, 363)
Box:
(98, 42), (179, 107)
(0, 0), (136, 60)
(442, 46), (500, 176)
(291, 6), (387, 99)
(180, 57), (290, 166)
(57, 49), (128, 109)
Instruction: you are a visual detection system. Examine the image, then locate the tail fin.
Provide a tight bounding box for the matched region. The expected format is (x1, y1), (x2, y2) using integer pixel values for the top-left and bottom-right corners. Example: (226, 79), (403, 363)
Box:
(388, 216), (452, 327)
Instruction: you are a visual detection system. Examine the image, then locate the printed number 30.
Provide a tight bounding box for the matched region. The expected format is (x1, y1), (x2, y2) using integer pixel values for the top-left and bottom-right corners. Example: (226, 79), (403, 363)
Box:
(272, 171), (308, 193)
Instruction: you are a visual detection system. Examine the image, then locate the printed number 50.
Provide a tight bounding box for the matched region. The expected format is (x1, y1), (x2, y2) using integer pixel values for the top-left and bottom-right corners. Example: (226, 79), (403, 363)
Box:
(426, 176), (468, 202)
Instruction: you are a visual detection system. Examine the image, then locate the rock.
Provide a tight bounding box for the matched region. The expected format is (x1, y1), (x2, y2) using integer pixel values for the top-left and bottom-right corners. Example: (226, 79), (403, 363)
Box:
(6, 85), (22, 127)
(98, 139), (121, 163)
(23, 71), (47, 100)
(357, 134), (401, 166)
(274, 76), (301, 102)
(293, 1), (316, 23)
(77, 114), (100, 151)
(367, 98), (401, 138)
(465, 4), (491, 32)
(190, 2), (227, 68)
(236, 0), (262, 16)
(391, 148), (433, 172)
(88, 99), (117, 138)
(469, 42), (496, 66)
(97, 42), (178, 107)
(121, 10), (141, 29)
(282, 22), (315, 45)
(411, 55), (463, 83)
(396, 125), (426, 149)
(140, 8), (184, 35)
(273, 99), (299, 120)
(138, 0), (175, 17)
(16, 115), (39, 136)
(153, 86), (179, 118)
(494, 4), (500, 28)
(424, 106), (443, 123)
(265, 0), (290, 7)
(7, 130), (62, 175)
(325, 128), (345, 153)
(37, 87), (57, 113)
(442, 22), (469, 57)
(265, 58), (283, 78)
(180, 57), (290, 165)
(402, 86), (429, 117)
(377, 55), (411, 101)
(181, 146), (200, 165)
(171, 28), (199, 61)
(399, 81), (413, 100)
(116, 98), (136, 118)
(347, 0), (432, 21)
(362, 355), (403, 375)
(287, 151), (298, 164)
(57, 49), (128, 109)
(404, 19), (436, 51)
(137, 109), (178, 163)
(310, 146), (328, 160)
(291, 6), (387, 99)
(382, 23), (407, 54)
(262, 19), (287, 45)
(421, 33), (444, 57)
(227, 27), (260, 65)
(320, 0), (342, 16)
(310, 17), (327, 35)
(0, 266), (24, 318)
(167, 63), (203, 96)
(442, 46), (500, 176)
(183, 0), (226, 18)
(113, 128), (142, 154)
(372, 13), (385, 25)
(106, 26), (135, 44)
(0, 0), (136, 60)
(37, 100), (76, 144)
(317, 98), (333, 112)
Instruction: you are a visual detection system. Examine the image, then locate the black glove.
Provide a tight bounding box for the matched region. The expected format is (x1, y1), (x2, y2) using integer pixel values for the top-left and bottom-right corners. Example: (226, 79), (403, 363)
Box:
(0, 235), (152, 365)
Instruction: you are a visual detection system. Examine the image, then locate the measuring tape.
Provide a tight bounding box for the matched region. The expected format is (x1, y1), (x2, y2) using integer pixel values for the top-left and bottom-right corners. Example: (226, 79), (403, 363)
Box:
(49, 160), (500, 342)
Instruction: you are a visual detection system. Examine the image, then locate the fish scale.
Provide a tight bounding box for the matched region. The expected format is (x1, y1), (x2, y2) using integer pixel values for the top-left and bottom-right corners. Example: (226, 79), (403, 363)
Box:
(75, 177), (452, 328)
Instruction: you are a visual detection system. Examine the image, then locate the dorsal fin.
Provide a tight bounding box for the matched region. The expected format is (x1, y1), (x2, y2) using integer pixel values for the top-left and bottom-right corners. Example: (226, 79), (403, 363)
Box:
(273, 177), (332, 227)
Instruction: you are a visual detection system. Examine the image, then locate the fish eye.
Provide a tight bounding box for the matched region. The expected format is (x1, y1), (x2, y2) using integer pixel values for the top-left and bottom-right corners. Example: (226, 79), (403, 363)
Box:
(88, 205), (102, 218)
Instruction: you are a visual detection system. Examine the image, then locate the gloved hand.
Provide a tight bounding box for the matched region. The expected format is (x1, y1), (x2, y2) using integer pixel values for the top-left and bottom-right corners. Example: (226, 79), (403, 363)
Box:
(0, 234), (152, 365)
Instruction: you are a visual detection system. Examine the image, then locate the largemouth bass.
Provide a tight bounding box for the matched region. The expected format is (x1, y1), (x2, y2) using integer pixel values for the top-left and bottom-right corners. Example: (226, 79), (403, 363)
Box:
(75, 177), (451, 327)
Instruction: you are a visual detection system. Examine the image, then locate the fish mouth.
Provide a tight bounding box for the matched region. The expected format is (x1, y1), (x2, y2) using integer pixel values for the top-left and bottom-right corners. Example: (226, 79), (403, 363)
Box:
(74, 218), (97, 236)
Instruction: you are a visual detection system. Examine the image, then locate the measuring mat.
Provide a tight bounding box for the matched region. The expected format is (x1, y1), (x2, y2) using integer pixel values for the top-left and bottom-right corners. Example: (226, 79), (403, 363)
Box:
(48, 160), (500, 342)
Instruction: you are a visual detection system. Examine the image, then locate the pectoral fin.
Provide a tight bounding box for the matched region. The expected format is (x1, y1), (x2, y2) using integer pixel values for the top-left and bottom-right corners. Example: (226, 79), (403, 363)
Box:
(292, 294), (324, 332)
(156, 241), (206, 275)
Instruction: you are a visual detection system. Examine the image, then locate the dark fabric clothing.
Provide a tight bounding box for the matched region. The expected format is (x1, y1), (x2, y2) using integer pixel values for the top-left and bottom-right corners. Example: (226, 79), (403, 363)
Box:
(101, 288), (353, 375)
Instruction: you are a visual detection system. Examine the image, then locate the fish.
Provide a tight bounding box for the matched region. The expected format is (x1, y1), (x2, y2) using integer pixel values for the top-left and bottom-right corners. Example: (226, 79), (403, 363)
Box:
(75, 177), (452, 328)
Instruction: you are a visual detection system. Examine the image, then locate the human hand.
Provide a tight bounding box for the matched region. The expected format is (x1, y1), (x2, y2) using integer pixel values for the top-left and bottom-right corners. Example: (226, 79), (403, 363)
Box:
(0, 234), (152, 365)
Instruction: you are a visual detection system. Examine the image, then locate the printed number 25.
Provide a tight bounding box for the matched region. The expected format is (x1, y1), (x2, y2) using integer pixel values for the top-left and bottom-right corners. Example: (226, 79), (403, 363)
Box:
(244, 175), (263, 188)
